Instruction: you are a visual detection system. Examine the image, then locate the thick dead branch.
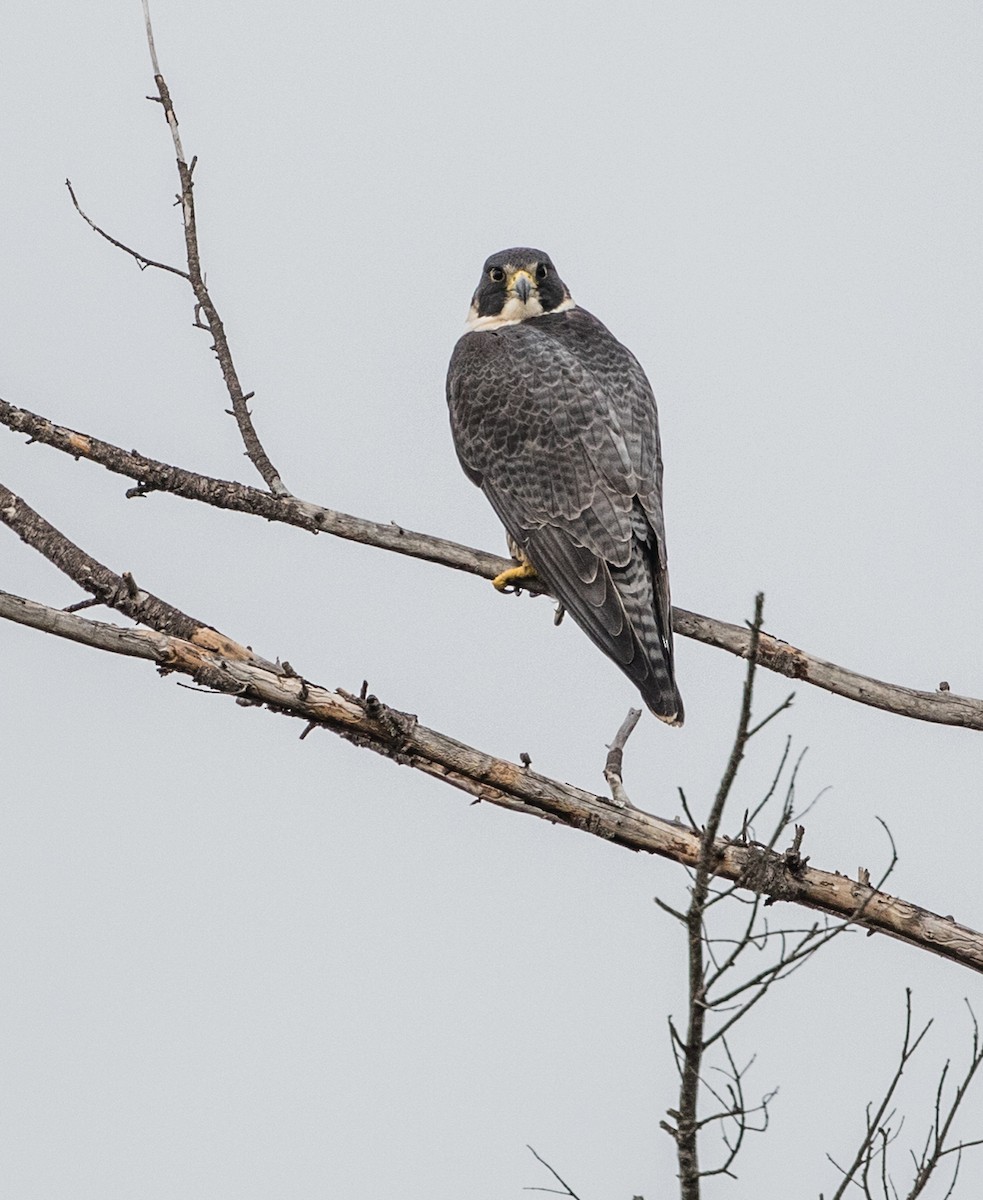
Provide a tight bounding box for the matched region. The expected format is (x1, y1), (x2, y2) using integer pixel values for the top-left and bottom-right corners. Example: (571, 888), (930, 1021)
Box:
(0, 483), (266, 667)
(2, 397), (981, 734)
(2, 586), (982, 976)
(0, 397), (501, 572)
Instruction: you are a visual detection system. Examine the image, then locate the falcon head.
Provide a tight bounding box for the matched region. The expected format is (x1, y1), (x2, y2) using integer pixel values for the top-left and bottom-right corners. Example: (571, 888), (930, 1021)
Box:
(465, 247), (576, 331)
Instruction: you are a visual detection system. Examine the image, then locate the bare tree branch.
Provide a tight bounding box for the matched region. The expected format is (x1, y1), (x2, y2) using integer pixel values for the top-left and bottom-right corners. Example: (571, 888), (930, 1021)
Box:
(65, 178), (190, 279)
(823, 993), (983, 1199)
(2, 396), (980, 734)
(604, 707), (642, 807)
(906, 1001), (983, 1199)
(64, 0), (284, 496)
(0, 397), (499, 573)
(0, 482), (269, 667)
(7, 13), (976, 1197)
(673, 594), (767, 1198)
(524, 1146), (584, 1199)
(660, 606), (906, 1195)
(3, 585), (982, 977)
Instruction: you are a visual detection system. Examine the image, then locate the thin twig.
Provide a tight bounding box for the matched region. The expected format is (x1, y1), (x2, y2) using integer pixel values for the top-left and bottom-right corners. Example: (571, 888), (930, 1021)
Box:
(905, 1000), (983, 1199)
(828, 991), (932, 1200)
(675, 593), (767, 1199)
(525, 1146), (584, 1200)
(746, 692), (795, 738)
(134, 0), (287, 495)
(65, 179), (190, 279)
(62, 595), (104, 613)
(677, 787), (701, 833)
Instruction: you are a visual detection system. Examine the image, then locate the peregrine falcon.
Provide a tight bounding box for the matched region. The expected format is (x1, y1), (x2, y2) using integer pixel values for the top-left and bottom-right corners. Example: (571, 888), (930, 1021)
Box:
(446, 248), (683, 725)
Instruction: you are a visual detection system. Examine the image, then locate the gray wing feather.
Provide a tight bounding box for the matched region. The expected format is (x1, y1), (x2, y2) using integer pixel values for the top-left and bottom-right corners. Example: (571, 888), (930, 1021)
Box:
(447, 307), (682, 724)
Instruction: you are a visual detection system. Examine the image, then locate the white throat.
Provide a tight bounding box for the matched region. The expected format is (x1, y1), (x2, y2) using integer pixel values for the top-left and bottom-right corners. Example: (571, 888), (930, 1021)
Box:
(466, 294), (576, 332)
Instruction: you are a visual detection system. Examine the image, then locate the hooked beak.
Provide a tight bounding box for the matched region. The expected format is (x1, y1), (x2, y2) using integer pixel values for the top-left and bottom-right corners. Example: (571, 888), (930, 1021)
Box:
(509, 269), (534, 304)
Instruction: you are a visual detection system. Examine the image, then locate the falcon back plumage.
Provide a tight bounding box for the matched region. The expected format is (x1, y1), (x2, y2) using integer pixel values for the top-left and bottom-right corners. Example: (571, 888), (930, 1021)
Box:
(447, 249), (683, 725)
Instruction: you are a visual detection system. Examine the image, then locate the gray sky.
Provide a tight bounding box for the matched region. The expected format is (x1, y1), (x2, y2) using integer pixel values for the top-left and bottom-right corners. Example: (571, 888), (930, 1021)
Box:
(2, 2), (982, 1196)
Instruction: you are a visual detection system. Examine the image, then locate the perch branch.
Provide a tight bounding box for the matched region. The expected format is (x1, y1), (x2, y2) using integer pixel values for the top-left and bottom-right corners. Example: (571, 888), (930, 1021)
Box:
(2, 396), (981, 734)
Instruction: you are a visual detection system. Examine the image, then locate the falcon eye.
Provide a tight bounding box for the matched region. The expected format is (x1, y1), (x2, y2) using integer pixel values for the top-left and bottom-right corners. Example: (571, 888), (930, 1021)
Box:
(489, 267), (506, 283)
(535, 263), (549, 280)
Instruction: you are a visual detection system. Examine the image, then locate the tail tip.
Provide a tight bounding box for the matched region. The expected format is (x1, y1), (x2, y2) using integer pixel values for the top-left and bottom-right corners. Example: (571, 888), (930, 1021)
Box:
(645, 686), (684, 727)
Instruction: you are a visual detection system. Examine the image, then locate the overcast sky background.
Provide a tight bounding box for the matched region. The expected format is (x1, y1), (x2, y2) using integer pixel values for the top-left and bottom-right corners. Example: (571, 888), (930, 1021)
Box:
(2, 3), (982, 1196)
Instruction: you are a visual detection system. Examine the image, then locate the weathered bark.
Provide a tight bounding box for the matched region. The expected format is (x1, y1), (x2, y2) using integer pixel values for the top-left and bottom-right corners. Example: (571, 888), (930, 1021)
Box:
(2, 397), (980, 733)
(3, 586), (981, 977)
(0, 484), (263, 665)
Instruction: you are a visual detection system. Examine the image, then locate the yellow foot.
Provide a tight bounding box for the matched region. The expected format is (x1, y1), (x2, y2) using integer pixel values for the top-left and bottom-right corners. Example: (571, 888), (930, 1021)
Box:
(492, 561), (538, 592)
